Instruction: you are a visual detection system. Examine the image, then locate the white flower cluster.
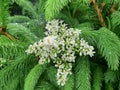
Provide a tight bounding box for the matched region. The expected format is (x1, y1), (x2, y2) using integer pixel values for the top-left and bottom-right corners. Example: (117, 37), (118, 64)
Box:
(26, 19), (95, 86)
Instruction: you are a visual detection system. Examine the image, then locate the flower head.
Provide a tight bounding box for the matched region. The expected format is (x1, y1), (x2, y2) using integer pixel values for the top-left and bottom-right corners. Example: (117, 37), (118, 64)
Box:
(26, 19), (95, 86)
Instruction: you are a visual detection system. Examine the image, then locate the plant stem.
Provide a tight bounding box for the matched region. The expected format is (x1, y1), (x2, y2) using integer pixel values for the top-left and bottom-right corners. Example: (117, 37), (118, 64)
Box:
(91, 0), (106, 27)
(0, 26), (17, 41)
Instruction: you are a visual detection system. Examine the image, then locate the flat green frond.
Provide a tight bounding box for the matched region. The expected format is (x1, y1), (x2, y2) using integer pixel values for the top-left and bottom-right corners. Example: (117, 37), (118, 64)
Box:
(104, 69), (118, 83)
(93, 67), (103, 90)
(35, 80), (56, 90)
(7, 23), (38, 43)
(38, 0), (47, 14)
(3, 76), (19, 90)
(45, 0), (71, 20)
(77, 22), (94, 29)
(63, 74), (74, 90)
(15, 0), (38, 18)
(105, 83), (114, 90)
(75, 56), (91, 90)
(0, 55), (36, 89)
(118, 82), (120, 90)
(80, 28), (97, 45)
(76, 0), (90, 5)
(0, 36), (26, 59)
(97, 27), (120, 70)
(24, 64), (47, 90)
(46, 66), (58, 86)
(8, 15), (30, 23)
(0, 0), (10, 26)
(111, 11), (120, 29)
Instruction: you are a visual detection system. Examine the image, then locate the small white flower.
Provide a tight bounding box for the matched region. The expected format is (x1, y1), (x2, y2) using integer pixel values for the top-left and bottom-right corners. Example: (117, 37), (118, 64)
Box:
(26, 19), (95, 86)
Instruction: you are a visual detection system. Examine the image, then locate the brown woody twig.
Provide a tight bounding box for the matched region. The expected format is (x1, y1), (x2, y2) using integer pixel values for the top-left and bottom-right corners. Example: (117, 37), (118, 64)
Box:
(0, 26), (17, 41)
(90, 0), (106, 27)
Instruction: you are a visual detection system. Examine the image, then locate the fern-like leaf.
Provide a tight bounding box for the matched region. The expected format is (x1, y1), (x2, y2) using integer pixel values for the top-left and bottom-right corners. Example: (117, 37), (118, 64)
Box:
(7, 23), (38, 43)
(8, 15), (30, 23)
(45, 0), (71, 20)
(37, 0), (47, 14)
(35, 80), (56, 90)
(80, 28), (97, 45)
(75, 56), (91, 90)
(104, 69), (118, 83)
(76, 0), (90, 5)
(97, 27), (120, 70)
(0, 55), (36, 89)
(63, 74), (74, 90)
(111, 11), (120, 29)
(15, 0), (38, 18)
(24, 64), (47, 90)
(105, 83), (114, 90)
(46, 66), (58, 86)
(0, 0), (10, 26)
(93, 66), (103, 90)
(0, 36), (26, 59)
(2, 76), (19, 90)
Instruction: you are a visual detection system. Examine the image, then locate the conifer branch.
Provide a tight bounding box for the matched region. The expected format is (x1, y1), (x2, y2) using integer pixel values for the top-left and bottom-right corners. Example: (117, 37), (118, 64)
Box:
(90, 0), (106, 27)
(0, 26), (17, 41)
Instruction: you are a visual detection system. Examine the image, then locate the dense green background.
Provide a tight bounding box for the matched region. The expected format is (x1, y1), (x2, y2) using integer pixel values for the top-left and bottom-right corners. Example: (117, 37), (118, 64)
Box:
(0, 0), (120, 90)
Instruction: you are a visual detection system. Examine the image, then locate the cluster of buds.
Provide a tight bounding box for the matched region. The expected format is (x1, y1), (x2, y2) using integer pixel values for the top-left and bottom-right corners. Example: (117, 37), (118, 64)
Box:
(26, 19), (95, 86)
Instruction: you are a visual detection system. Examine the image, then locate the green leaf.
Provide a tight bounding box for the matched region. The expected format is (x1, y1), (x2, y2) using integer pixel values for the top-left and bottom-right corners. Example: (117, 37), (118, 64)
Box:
(75, 56), (91, 90)
(105, 83), (114, 90)
(24, 64), (46, 90)
(45, 0), (71, 20)
(76, 0), (90, 5)
(3, 76), (19, 90)
(104, 69), (118, 83)
(111, 11), (120, 29)
(80, 28), (97, 45)
(93, 67), (103, 90)
(0, 36), (26, 59)
(0, 55), (36, 89)
(35, 80), (56, 90)
(46, 66), (58, 86)
(63, 74), (74, 90)
(0, 0), (10, 26)
(97, 27), (120, 70)
(15, 0), (38, 18)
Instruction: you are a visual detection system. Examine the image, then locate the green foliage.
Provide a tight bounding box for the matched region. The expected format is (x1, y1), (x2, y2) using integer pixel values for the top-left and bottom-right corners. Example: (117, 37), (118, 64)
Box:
(75, 0), (90, 5)
(1, 0), (120, 90)
(0, 0), (10, 26)
(7, 23), (38, 43)
(63, 74), (74, 90)
(104, 69), (118, 83)
(75, 56), (91, 90)
(15, 0), (38, 18)
(0, 55), (37, 89)
(46, 66), (58, 86)
(96, 28), (120, 70)
(24, 64), (47, 90)
(8, 15), (30, 23)
(45, 0), (71, 20)
(2, 76), (19, 90)
(0, 36), (26, 59)
(105, 83), (114, 90)
(35, 80), (56, 90)
(111, 11), (120, 29)
(80, 28), (97, 45)
(81, 27), (120, 70)
(37, 0), (47, 14)
(93, 67), (103, 90)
